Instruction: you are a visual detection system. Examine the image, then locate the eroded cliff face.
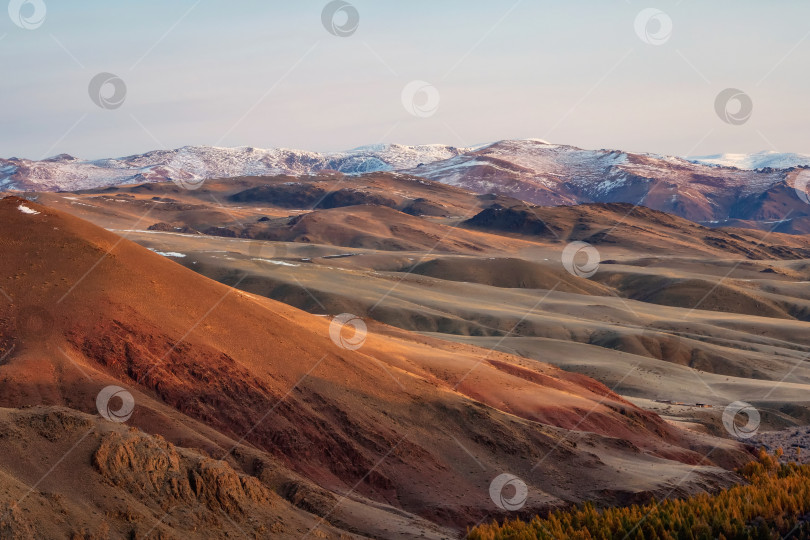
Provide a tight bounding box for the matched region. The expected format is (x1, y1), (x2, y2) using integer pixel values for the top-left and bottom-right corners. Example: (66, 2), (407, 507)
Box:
(0, 408), (356, 540)
(92, 430), (275, 518)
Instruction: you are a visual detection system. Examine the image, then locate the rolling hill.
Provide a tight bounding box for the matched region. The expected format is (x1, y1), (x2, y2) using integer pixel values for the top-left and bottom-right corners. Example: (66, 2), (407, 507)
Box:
(0, 195), (747, 538)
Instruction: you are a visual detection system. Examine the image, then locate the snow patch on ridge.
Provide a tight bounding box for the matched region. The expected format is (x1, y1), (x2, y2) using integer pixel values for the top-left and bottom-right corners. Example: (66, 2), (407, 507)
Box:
(148, 248), (186, 258)
(690, 151), (810, 170)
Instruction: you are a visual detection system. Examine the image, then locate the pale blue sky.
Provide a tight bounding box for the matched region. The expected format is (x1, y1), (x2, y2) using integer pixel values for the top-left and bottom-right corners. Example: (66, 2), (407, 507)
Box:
(2, 0), (809, 159)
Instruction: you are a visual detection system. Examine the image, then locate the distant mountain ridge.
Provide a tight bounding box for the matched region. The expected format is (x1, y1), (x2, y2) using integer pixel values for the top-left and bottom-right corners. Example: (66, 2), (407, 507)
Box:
(5, 139), (810, 233)
(6, 140), (809, 194)
(0, 143), (470, 192)
(402, 140), (810, 230)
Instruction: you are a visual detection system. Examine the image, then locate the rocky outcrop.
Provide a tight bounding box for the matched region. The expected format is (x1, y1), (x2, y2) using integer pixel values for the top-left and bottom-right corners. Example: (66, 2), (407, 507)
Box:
(93, 429), (274, 518)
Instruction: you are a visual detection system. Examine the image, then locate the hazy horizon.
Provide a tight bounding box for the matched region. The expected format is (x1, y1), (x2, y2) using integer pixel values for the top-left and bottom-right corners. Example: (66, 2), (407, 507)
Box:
(3, 1), (810, 160)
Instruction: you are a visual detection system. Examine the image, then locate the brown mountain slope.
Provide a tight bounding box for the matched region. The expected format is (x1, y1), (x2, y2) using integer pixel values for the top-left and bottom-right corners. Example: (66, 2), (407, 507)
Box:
(464, 202), (810, 260)
(224, 171), (479, 217)
(0, 196), (747, 537)
(259, 204), (502, 253)
(407, 257), (612, 295)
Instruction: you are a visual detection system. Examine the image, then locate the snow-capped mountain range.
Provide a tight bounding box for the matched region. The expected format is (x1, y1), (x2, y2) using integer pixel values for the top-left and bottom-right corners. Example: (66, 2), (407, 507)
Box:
(0, 144), (470, 192)
(397, 140), (810, 234)
(4, 139), (810, 233)
(5, 140), (809, 195)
